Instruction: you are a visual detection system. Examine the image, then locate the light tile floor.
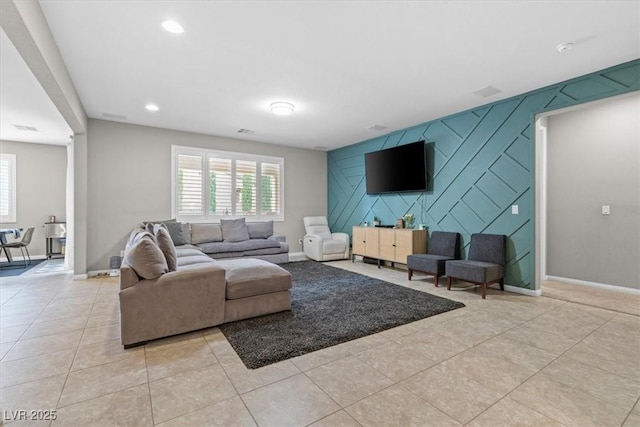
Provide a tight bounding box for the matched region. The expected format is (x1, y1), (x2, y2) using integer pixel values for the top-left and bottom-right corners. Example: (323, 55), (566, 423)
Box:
(0, 260), (639, 426)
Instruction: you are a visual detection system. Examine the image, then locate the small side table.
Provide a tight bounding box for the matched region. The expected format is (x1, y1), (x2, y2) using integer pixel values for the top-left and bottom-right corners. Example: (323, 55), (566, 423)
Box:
(44, 222), (66, 259)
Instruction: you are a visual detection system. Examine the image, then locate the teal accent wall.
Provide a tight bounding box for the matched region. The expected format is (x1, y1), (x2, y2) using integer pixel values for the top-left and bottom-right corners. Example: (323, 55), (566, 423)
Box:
(328, 59), (640, 290)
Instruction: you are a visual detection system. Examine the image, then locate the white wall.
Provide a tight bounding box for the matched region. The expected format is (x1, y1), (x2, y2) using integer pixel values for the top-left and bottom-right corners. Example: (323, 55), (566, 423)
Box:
(86, 119), (327, 272)
(546, 93), (640, 289)
(0, 140), (67, 258)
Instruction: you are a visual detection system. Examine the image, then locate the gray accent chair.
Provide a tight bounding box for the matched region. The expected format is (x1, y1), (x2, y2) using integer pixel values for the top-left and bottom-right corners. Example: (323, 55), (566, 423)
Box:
(445, 233), (506, 299)
(407, 231), (460, 286)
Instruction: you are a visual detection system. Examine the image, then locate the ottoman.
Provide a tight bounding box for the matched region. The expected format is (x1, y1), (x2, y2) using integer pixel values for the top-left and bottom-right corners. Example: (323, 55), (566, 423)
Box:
(216, 258), (292, 323)
(407, 254), (454, 286)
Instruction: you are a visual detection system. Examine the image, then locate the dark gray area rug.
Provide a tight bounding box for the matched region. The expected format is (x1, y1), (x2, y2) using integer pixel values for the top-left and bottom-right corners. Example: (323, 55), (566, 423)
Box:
(219, 261), (465, 369)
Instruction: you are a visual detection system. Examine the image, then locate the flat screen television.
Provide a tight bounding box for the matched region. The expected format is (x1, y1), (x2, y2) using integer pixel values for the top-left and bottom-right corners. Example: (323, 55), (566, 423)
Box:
(365, 141), (427, 194)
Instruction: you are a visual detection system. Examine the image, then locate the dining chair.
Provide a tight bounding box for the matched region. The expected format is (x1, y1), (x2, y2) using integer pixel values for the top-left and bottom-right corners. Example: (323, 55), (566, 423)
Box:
(2, 226), (35, 267)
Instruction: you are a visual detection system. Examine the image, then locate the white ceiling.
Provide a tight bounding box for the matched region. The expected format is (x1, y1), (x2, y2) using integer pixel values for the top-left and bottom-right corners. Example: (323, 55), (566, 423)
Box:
(0, 28), (71, 145)
(8, 1), (640, 150)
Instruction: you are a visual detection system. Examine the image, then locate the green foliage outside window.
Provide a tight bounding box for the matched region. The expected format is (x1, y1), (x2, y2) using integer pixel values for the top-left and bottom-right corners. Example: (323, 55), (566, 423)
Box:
(261, 176), (272, 212)
(242, 175), (253, 213)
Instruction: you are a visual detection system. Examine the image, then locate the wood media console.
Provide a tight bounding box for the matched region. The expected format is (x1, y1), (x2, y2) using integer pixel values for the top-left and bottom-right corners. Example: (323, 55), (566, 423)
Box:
(352, 226), (427, 268)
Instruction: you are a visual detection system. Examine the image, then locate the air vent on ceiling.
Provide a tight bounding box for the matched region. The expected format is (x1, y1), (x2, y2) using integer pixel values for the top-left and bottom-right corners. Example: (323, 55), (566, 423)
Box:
(12, 124), (38, 132)
(367, 124), (387, 132)
(237, 129), (254, 134)
(473, 85), (501, 98)
(102, 112), (128, 120)
(313, 146), (329, 151)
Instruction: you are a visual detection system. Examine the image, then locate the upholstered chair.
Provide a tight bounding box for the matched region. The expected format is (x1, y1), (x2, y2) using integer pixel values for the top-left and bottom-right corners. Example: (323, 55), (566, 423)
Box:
(2, 226), (35, 267)
(407, 231), (460, 286)
(303, 216), (350, 261)
(445, 233), (506, 299)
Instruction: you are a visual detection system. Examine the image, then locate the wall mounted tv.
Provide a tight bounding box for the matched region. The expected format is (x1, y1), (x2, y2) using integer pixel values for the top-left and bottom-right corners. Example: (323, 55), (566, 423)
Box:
(365, 141), (427, 194)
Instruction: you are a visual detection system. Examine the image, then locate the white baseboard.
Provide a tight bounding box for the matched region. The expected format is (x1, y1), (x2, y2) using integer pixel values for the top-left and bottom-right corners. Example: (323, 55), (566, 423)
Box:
(545, 275), (640, 296)
(5, 254), (47, 262)
(288, 252), (308, 262)
(504, 284), (542, 297)
(87, 269), (120, 278)
(73, 273), (88, 280)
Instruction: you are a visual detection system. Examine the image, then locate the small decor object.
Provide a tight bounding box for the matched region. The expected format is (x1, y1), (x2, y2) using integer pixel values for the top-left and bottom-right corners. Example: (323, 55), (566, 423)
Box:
(373, 216), (381, 227)
(403, 213), (415, 229)
(396, 218), (404, 229)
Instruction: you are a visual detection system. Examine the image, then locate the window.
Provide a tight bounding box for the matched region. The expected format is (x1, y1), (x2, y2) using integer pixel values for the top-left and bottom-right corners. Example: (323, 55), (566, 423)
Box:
(172, 146), (284, 221)
(0, 154), (16, 223)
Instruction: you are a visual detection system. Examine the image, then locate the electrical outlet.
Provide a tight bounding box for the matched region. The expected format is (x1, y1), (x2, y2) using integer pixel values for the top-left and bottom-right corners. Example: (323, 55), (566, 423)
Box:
(602, 205), (610, 215)
(511, 205), (519, 215)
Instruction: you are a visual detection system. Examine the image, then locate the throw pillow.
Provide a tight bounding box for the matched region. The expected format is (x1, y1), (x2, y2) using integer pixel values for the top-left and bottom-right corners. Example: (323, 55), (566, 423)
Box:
(191, 223), (223, 244)
(154, 224), (177, 271)
(164, 222), (190, 246)
(221, 218), (250, 242)
(124, 233), (168, 280)
(247, 221), (274, 239)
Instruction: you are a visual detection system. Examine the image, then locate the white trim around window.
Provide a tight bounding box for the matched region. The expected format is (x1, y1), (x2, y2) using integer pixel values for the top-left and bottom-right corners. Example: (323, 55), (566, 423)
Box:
(171, 145), (285, 222)
(0, 153), (16, 223)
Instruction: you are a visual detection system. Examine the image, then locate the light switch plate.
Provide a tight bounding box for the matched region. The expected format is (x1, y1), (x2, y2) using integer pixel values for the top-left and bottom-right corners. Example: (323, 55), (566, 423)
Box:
(602, 205), (610, 215)
(511, 205), (519, 215)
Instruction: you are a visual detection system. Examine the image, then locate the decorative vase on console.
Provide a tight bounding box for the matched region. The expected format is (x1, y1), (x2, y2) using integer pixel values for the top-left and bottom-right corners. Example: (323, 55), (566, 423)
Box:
(402, 213), (415, 229)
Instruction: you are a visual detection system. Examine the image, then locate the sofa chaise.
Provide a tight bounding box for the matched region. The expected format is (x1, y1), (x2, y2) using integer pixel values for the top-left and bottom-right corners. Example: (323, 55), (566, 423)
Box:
(119, 223), (292, 347)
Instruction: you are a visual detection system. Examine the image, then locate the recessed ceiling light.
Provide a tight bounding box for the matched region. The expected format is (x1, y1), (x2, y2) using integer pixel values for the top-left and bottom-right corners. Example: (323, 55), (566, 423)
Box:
(145, 103), (159, 112)
(162, 20), (184, 34)
(556, 42), (574, 53)
(270, 102), (295, 116)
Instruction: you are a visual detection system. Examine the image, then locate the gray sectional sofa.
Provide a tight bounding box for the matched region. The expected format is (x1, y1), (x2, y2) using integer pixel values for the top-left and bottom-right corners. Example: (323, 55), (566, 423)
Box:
(119, 220), (292, 347)
(158, 218), (289, 264)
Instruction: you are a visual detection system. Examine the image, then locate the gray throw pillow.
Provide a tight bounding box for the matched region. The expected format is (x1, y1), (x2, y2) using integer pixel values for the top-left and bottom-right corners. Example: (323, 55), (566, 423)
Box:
(191, 223), (223, 244)
(247, 221), (274, 239)
(164, 222), (190, 246)
(154, 224), (177, 271)
(221, 218), (250, 242)
(124, 234), (168, 279)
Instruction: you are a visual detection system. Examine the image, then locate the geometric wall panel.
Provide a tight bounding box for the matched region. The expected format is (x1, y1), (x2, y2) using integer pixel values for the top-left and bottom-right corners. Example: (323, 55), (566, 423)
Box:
(328, 59), (640, 290)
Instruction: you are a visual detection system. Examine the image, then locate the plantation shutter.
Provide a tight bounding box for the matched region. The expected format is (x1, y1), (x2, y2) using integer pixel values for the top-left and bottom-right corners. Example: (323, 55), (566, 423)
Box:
(209, 157), (232, 215)
(260, 162), (281, 216)
(172, 146), (284, 221)
(177, 154), (203, 215)
(236, 160), (257, 216)
(0, 154), (15, 222)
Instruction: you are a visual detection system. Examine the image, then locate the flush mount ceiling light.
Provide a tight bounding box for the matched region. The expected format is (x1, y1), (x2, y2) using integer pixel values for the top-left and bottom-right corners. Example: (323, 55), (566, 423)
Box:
(162, 20), (184, 34)
(270, 102), (295, 116)
(556, 42), (574, 53)
(145, 103), (159, 112)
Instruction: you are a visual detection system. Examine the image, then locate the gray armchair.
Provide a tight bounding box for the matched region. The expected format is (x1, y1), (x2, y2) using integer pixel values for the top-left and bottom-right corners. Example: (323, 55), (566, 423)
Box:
(407, 231), (460, 286)
(303, 216), (350, 261)
(445, 233), (506, 299)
